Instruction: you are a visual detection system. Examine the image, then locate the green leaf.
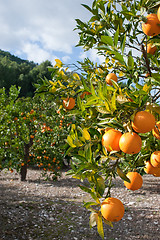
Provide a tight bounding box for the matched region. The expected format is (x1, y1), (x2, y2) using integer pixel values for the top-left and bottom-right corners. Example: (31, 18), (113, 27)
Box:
(72, 154), (86, 163)
(114, 26), (119, 48)
(114, 51), (125, 64)
(79, 185), (100, 203)
(81, 4), (93, 14)
(101, 35), (113, 47)
(84, 201), (99, 209)
(117, 167), (131, 182)
(128, 51), (134, 69)
(85, 143), (92, 162)
(97, 215), (104, 240)
(95, 176), (105, 197)
(120, 33), (126, 53)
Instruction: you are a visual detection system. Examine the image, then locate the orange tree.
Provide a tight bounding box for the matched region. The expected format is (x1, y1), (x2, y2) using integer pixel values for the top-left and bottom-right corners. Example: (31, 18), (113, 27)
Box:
(35, 0), (160, 238)
(0, 85), (71, 181)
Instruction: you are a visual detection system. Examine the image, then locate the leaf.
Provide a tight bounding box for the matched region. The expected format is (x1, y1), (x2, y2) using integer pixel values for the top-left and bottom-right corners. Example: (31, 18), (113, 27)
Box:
(72, 154), (86, 163)
(127, 51), (134, 69)
(54, 59), (62, 68)
(117, 95), (129, 104)
(143, 84), (151, 93)
(101, 35), (113, 47)
(81, 4), (94, 14)
(103, 218), (113, 227)
(111, 92), (117, 111)
(90, 212), (98, 228)
(66, 136), (76, 148)
(114, 25), (119, 47)
(84, 201), (99, 209)
(72, 73), (80, 80)
(117, 167), (131, 182)
(97, 215), (104, 240)
(96, 176), (105, 197)
(85, 143), (92, 162)
(83, 128), (91, 140)
(79, 185), (100, 203)
(120, 33), (126, 53)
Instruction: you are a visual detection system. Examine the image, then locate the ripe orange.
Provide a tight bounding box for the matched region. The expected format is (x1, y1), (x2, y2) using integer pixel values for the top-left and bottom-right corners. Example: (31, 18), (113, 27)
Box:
(80, 91), (91, 99)
(153, 168), (160, 177)
(144, 160), (156, 174)
(63, 97), (75, 110)
(101, 197), (124, 222)
(142, 14), (160, 36)
(147, 43), (157, 55)
(105, 73), (118, 85)
(150, 151), (160, 168)
(152, 121), (160, 140)
(124, 172), (143, 191)
(102, 129), (122, 152)
(157, 6), (160, 21)
(132, 111), (155, 133)
(119, 132), (142, 154)
(144, 161), (160, 177)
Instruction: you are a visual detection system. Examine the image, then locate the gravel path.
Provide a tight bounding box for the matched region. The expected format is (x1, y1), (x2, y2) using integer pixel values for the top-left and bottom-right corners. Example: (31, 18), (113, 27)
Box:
(0, 169), (160, 240)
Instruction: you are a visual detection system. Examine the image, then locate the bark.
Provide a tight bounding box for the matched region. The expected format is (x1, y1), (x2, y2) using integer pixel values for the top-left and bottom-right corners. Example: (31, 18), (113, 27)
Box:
(20, 137), (33, 181)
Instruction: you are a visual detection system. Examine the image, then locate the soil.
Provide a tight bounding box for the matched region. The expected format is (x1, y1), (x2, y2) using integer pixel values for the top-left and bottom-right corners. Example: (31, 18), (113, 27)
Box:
(0, 169), (160, 240)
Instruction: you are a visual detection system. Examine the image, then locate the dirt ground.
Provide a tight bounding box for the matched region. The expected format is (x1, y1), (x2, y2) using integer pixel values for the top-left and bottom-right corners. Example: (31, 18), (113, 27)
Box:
(0, 169), (160, 240)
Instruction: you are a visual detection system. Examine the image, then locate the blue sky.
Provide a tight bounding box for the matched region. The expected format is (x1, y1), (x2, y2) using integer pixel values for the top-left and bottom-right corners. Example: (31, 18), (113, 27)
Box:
(0, 0), (104, 65)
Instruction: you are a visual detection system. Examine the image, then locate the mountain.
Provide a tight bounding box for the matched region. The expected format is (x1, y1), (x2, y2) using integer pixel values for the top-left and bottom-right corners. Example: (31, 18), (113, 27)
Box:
(0, 50), (52, 97)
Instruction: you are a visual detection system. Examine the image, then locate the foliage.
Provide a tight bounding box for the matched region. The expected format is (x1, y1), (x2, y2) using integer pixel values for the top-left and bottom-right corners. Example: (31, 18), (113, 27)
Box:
(0, 85), (72, 180)
(36, 0), (160, 238)
(0, 50), (52, 97)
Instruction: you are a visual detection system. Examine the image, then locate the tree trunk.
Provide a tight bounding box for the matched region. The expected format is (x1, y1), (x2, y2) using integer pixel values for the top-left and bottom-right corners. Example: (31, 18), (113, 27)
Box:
(20, 137), (33, 181)
(20, 163), (28, 181)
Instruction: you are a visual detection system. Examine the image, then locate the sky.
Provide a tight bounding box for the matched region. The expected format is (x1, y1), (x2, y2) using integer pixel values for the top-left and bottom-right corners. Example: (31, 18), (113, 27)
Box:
(0, 0), (104, 65)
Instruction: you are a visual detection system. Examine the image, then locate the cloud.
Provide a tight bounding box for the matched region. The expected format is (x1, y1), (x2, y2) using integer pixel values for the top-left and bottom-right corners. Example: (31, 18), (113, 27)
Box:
(62, 55), (71, 63)
(0, 0), (92, 63)
(79, 49), (105, 64)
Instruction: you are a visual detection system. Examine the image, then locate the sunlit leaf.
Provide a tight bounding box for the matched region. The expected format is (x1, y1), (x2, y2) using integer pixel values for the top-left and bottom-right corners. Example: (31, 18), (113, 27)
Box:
(90, 212), (98, 228)
(97, 215), (104, 240)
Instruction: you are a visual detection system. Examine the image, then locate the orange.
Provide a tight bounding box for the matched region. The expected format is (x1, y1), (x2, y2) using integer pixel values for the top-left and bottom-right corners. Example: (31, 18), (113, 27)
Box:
(105, 73), (118, 85)
(63, 97), (75, 110)
(101, 197), (124, 222)
(119, 132), (142, 154)
(152, 121), (160, 140)
(153, 168), (160, 177)
(80, 91), (91, 99)
(102, 129), (122, 152)
(147, 43), (157, 55)
(142, 14), (160, 36)
(144, 160), (156, 174)
(144, 161), (160, 177)
(150, 151), (160, 168)
(132, 111), (155, 133)
(124, 172), (143, 191)
(157, 6), (160, 21)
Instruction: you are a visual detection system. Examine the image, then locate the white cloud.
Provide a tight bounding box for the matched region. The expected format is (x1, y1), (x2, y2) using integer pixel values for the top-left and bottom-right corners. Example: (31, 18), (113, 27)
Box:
(79, 49), (105, 64)
(22, 43), (52, 64)
(0, 0), (92, 63)
(62, 56), (71, 63)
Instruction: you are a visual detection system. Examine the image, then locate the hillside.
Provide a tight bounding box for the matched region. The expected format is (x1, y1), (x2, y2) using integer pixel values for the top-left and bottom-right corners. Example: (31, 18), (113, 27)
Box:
(0, 50), (52, 97)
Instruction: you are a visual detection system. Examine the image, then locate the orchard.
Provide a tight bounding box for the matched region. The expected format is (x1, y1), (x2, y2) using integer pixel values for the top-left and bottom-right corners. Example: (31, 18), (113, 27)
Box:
(36, 0), (160, 238)
(0, 85), (72, 181)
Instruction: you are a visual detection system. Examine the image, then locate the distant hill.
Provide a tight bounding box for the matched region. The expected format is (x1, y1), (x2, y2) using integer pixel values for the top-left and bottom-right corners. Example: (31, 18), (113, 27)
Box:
(0, 49), (36, 66)
(0, 50), (52, 97)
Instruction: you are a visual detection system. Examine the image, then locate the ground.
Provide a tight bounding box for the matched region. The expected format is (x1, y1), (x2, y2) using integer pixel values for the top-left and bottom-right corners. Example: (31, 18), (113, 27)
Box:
(0, 169), (159, 240)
